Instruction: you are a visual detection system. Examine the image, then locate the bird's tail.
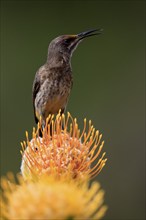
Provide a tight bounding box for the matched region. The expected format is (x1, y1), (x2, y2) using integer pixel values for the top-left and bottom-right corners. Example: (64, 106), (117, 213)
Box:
(37, 110), (65, 137)
(37, 115), (54, 137)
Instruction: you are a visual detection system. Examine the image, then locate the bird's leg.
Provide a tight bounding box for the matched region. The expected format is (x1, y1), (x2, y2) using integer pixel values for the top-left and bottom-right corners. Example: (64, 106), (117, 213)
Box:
(59, 108), (65, 131)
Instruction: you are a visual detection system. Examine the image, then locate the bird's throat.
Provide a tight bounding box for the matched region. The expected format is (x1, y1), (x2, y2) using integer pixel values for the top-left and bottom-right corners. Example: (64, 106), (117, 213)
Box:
(47, 51), (72, 70)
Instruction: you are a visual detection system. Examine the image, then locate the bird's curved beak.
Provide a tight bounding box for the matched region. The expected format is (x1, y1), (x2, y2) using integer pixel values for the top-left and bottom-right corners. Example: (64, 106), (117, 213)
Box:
(77, 28), (103, 40)
(68, 29), (103, 52)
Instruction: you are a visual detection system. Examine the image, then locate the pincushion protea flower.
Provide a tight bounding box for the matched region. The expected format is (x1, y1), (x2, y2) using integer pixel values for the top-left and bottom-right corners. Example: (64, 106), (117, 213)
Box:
(21, 112), (107, 180)
(0, 173), (107, 220)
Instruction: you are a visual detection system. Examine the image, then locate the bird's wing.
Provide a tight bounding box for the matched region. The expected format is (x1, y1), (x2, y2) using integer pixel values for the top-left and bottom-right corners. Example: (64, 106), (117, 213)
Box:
(32, 74), (41, 124)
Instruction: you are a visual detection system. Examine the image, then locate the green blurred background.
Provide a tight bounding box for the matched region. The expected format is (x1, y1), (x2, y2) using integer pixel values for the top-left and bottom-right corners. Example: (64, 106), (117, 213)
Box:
(0, 0), (145, 219)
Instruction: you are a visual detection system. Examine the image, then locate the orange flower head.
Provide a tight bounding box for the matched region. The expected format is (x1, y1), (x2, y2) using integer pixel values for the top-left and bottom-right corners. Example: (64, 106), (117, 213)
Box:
(21, 112), (107, 180)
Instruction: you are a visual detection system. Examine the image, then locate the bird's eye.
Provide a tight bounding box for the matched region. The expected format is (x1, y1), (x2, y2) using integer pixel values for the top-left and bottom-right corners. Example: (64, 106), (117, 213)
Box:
(64, 38), (72, 44)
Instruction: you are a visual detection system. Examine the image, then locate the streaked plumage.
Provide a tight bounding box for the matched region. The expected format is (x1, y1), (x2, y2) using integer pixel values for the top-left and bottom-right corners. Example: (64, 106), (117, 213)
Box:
(32, 29), (102, 129)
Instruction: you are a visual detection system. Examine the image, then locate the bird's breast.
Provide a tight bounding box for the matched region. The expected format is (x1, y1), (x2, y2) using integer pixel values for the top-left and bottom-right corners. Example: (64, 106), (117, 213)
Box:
(35, 69), (73, 118)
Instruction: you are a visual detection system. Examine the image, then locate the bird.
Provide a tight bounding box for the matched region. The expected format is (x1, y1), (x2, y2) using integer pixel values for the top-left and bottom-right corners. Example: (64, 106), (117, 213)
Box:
(32, 29), (102, 133)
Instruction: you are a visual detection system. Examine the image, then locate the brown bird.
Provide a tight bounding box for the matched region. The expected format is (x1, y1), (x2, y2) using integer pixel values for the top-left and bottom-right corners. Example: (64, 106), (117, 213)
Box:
(32, 29), (102, 130)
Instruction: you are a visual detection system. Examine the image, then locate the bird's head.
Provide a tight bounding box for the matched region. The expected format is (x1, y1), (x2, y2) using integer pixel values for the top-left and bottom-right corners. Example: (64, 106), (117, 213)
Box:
(47, 29), (103, 63)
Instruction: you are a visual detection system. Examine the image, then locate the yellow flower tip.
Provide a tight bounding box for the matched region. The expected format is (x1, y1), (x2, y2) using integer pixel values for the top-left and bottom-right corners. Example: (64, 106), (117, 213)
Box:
(21, 112), (107, 180)
(1, 174), (107, 220)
